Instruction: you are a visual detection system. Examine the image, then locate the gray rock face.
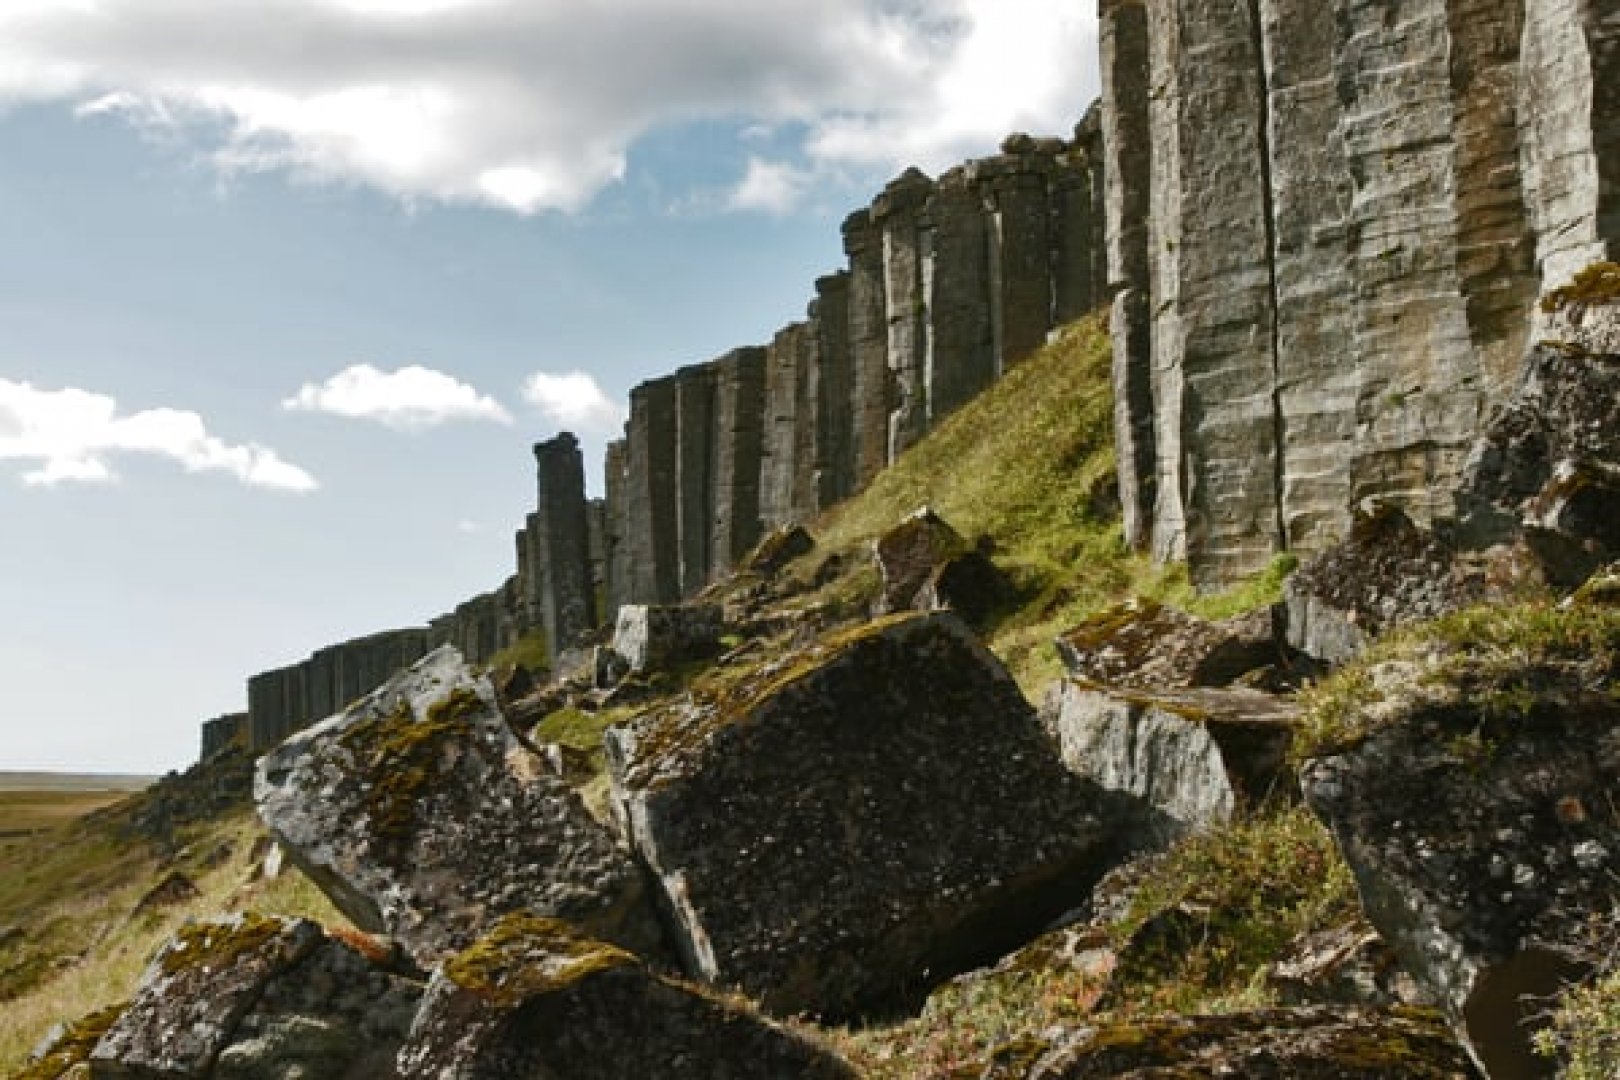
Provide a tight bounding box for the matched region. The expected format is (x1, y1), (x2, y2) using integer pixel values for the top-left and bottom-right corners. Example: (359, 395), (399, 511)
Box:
(1054, 598), (1286, 690)
(427, 578), (523, 668)
(1301, 614), (1620, 1076)
(708, 347), (768, 583)
(199, 712), (247, 761)
(842, 208), (892, 490)
(1041, 681), (1297, 842)
(610, 604), (723, 674)
(246, 628), (433, 752)
(88, 915), (421, 1080)
(1109, 0), (1620, 586)
(395, 915), (856, 1080)
(604, 612), (1116, 1019)
(626, 376), (681, 605)
(517, 433), (597, 662)
(760, 322), (818, 530)
(602, 438), (632, 618)
(255, 647), (660, 968)
(673, 364), (717, 598)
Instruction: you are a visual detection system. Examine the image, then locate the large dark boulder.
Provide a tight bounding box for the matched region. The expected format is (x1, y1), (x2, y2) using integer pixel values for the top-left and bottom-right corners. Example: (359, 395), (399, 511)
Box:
(256, 647), (661, 968)
(604, 612), (1120, 1019)
(988, 1007), (1477, 1078)
(1301, 601), (1620, 1076)
(395, 915), (856, 1079)
(873, 507), (969, 614)
(1040, 681), (1297, 842)
(86, 914), (420, 1079)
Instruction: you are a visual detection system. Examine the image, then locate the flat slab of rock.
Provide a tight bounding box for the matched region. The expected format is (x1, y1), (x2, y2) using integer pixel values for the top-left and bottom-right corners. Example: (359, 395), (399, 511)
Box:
(256, 646), (661, 967)
(991, 1006), (1476, 1078)
(1041, 681), (1297, 841)
(87, 915), (420, 1079)
(397, 915), (856, 1080)
(1055, 598), (1285, 689)
(1302, 605), (1620, 1076)
(605, 612), (1117, 1019)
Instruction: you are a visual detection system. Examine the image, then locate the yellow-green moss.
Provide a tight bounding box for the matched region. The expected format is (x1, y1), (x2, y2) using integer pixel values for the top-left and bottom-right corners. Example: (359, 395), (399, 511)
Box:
(11, 1003), (126, 1080)
(1541, 261), (1620, 313)
(443, 913), (636, 1008)
(158, 912), (287, 977)
(337, 688), (486, 855)
(1538, 967), (1620, 1078)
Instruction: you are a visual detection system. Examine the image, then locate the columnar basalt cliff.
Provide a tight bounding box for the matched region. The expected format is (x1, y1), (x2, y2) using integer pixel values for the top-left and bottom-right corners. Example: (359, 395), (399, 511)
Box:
(1102, 0), (1619, 586)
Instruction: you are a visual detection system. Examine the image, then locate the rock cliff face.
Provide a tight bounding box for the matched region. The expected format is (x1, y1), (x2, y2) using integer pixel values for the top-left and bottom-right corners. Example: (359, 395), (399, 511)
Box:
(1102, 0), (1618, 585)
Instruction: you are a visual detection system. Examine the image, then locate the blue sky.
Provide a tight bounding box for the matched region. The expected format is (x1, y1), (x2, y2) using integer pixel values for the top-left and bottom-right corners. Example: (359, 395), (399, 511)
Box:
(0, 0), (1098, 773)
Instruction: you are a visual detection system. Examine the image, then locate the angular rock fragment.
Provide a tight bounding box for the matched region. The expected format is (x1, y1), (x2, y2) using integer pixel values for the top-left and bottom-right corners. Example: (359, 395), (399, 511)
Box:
(741, 523), (815, 576)
(914, 551), (1015, 629)
(1301, 604), (1620, 1076)
(1040, 682), (1297, 841)
(1055, 598), (1286, 689)
(997, 1007), (1475, 1078)
(256, 647), (660, 967)
(1265, 919), (1433, 1009)
(605, 611), (1117, 1019)
(396, 914), (856, 1080)
(873, 507), (968, 614)
(610, 604), (723, 674)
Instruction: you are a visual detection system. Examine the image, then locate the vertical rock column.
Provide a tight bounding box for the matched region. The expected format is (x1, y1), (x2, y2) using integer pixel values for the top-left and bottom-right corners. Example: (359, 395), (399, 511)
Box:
(1144, 0), (1282, 580)
(529, 432), (599, 657)
(1101, 0), (1158, 552)
(602, 439), (631, 619)
(760, 322), (811, 528)
(1335, 0), (1484, 524)
(874, 168), (935, 462)
(1258, 0), (1358, 557)
(1520, 0), (1619, 295)
(923, 168), (996, 425)
(791, 315), (822, 524)
(626, 377), (681, 605)
(812, 274), (856, 509)
(843, 209), (891, 486)
(709, 346), (767, 579)
(674, 364), (717, 597)
(1053, 109), (1107, 324)
(975, 141), (1058, 373)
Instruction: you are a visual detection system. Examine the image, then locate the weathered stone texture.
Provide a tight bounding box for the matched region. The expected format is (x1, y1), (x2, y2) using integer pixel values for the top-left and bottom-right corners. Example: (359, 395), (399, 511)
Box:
(708, 347), (767, 580)
(674, 365), (717, 597)
(603, 438), (631, 618)
(842, 209), (892, 487)
(759, 322), (813, 529)
(626, 375), (681, 605)
(975, 151), (1055, 371)
(523, 432), (597, 658)
(812, 273), (855, 508)
(923, 170), (996, 425)
(874, 168), (935, 462)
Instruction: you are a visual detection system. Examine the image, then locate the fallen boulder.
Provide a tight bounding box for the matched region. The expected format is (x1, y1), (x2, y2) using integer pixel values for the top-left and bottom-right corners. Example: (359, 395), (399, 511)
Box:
(1040, 682), (1297, 841)
(86, 914), (420, 1078)
(742, 523), (816, 576)
(256, 646), (661, 967)
(873, 507), (969, 614)
(610, 604), (723, 674)
(1055, 598), (1287, 689)
(396, 914), (856, 1079)
(1301, 601), (1620, 1076)
(991, 1006), (1476, 1078)
(605, 612), (1118, 1019)
(915, 550), (1015, 629)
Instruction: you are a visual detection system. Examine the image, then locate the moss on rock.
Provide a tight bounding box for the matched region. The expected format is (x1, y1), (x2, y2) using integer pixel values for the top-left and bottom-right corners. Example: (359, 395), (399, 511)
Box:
(442, 914), (638, 1009)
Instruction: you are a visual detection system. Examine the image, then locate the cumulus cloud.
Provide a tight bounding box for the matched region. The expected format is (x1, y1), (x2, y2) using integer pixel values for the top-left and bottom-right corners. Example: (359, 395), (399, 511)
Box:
(284, 363), (512, 430)
(0, 0), (1097, 214)
(728, 157), (814, 215)
(0, 378), (317, 492)
(521, 371), (625, 434)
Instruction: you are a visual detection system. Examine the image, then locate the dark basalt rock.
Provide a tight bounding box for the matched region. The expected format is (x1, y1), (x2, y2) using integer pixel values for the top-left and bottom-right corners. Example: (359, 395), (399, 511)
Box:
(256, 647), (662, 968)
(605, 611), (1121, 1020)
(396, 915), (856, 1080)
(915, 550), (1016, 629)
(873, 507), (969, 614)
(1301, 609), (1620, 1076)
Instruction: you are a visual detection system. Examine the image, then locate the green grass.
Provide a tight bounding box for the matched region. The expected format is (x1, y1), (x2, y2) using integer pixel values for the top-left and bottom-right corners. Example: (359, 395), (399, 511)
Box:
(487, 629), (550, 675)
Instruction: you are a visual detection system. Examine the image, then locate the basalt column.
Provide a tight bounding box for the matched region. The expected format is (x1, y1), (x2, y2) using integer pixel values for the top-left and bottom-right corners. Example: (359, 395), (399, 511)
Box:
(1053, 110), (1108, 324)
(709, 346), (767, 578)
(626, 377), (681, 605)
(674, 364), (717, 596)
(975, 144), (1057, 373)
(1258, 0), (1358, 556)
(923, 169), (996, 424)
(1336, 0), (1486, 525)
(874, 168), (935, 462)
(812, 274), (855, 508)
(1520, 0), (1620, 296)
(843, 209), (891, 485)
(760, 322), (816, 528)
(528, 432), (599, 655)
(1144, 0), (1281, 580)
(603, 439), (631, 618)
(1101, 0), (1158, 551)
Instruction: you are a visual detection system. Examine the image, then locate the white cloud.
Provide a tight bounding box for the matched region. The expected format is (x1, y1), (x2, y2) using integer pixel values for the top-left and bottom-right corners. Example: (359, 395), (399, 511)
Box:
(0, 1), (1098, 214)
(521, 371), (624, 434)
(0, 378), (317, 492)
(284, 363), (512, 430)
(728, 157), (813, 215)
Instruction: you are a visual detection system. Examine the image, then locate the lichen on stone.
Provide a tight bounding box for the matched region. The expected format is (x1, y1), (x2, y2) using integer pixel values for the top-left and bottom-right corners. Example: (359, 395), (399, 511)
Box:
(442, 913), (637, 1008)
(14, 1003), (127, 1080)
(159, 912), (288, 977)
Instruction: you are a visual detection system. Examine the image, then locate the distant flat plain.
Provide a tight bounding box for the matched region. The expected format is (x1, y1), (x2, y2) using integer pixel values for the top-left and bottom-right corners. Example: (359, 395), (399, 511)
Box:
(0, 773), (153, 851)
